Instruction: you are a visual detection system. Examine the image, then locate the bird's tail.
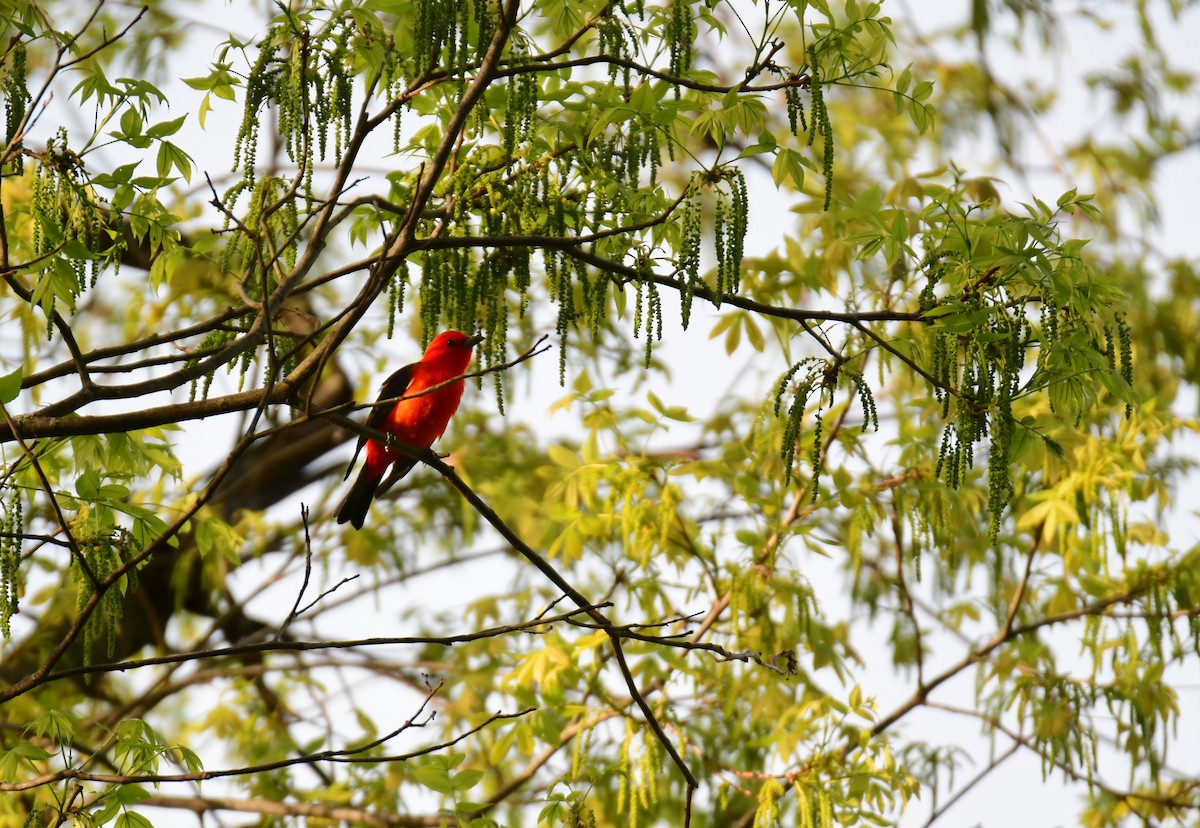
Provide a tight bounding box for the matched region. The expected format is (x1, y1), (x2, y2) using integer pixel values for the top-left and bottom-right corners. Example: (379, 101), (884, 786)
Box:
(336, 467), (380, 530)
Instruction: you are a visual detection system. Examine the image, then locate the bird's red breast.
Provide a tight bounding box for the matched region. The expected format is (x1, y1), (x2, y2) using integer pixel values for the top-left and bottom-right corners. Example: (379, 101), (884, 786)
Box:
(362, 330), (479, 475)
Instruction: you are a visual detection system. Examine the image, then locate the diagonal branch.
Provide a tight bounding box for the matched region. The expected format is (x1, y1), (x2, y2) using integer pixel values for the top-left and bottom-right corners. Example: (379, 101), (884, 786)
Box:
(401, 451), (700, 819)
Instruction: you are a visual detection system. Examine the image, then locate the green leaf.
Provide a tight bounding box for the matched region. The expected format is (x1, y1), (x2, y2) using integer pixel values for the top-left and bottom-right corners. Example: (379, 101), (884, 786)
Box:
(10, 743), (52, 760)
(175, 747), (204, 774)
(451, 768), (484, 792)
(28, 709), (76, 744)
(116, 785), (152, 804)
(115, 813), (155, 828)
(119, 106), (143, 138)
(744, 316), (765, 352)
(91, 162), (140, 189)
(546, 444), (581, 469)
(76, 470), (102, 500)
(737, 131), (776, 159)
(771, 148), (805, 189)
(156, 141), (193, 183)
(0, 366), (22, 403)
(147, 115), (187, 139)
(412, 762), (455, 794)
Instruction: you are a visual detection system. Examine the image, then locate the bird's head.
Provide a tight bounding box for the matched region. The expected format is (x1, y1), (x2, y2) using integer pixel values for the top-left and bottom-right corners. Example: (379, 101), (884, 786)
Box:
(424, 330), (483, 369)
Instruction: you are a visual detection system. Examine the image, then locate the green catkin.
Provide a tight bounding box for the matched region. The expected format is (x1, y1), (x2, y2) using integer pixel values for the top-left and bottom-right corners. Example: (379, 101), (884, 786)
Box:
(796, 783), (813, 828)
(935, 426), (952, 486)
(589, 270), (606, 339)
(503, 72), (520, 164)
(444, 0), (459, 69)
(4, 43), (28, 175)
(74, 551), (91, 665)
(0, 492), (22, 637)
(632, 278), (644, 344)
(785, 83), (802, 137)
(820, 100), (834, 210)
(420, 251), (438, 336)
(392, 94), (404, 154)
(782, 386), (808, 481)
(931, 333), (945, 407)
(775, 359), (829, 481)
(987, 384), (1013, 540)
(27, 128), (117, 323)
(849, 371), (879, 431)
(234, 30), (281, 183)
(330, 27), (354, 163)
(455, 0), (470, 67)
(990, 322), (1023, 535)
(625, 121), (641, 185)
(726, 169), (748, 296)
(71, 534), (132, 666)
(414, 0), (431, 76)
(678, 187), (702, 326)
(647, 126), (661, 186)
(643, 281), (662, 368)
(1116, 313), (1133, 418)
(555, 255), (575, 385)
(810, 410), (824, 502)
(387, 263), (407, 339)
(807, 46), (834, 211)
(278, 31), (303, 162)
(474, 0), (493, 61)
(714, 197), (727, 298)
(599, 15), (617, 84)
(667, 0), (695, 93)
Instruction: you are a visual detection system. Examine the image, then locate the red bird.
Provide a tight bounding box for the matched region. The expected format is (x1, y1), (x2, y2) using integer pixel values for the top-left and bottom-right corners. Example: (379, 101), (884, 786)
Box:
(336, 330), (483, 529)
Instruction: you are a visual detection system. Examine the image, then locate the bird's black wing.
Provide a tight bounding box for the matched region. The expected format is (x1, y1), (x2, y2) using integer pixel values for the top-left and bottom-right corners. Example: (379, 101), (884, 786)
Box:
(343, 362), (415, 479)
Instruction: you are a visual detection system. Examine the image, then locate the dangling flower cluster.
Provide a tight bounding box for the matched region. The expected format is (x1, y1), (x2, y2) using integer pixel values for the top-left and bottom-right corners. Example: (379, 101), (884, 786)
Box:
(3, 42), (29, 175)
(597, 11), (635, 88)
(413, 0), (455, 77)
(666, 0), (696, 85)
(219, 177), (302, 308)
(806, 45), (834, 211)
(615, 718), (660, 823)
(773, 359), (879, 497)
(503, 41), (538, 167)
(0, 489), (23, 638)
(676, 167), (749, 327)
(846, 370), (880, 433)
(930, 313), (1028, 540)
(420, 245), (474, 341)
(677, 186), (702, 327)
(387, 262), (408, 340)
(773, 358), (829, 484)
(1116, 313), (1133, 419)
(793, 781), (835, 828)
(784, 74), (808, 138)
(632, 266), (664, 369)
(72, 529), (136, 666)
(311, 25), (355, 166)
(29, 128), (119, 330)
(232, 15), (355, 192)
(712, 167), (749, 300)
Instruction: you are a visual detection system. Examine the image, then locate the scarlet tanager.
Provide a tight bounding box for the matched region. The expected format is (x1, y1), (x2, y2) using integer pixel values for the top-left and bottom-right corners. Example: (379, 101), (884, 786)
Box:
(336, 330), (483, 529)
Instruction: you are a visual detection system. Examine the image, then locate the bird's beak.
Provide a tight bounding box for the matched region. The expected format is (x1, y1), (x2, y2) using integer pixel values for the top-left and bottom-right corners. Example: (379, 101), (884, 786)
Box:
(464, 334), (484, 348)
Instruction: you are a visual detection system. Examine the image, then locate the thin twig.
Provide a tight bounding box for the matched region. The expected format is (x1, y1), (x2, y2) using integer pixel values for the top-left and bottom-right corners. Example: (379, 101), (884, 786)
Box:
(276, 504), (314, 640)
